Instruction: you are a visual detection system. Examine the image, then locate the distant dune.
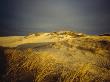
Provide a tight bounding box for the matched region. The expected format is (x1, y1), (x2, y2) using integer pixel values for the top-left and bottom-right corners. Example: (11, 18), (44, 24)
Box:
(0, 31), (110, 82)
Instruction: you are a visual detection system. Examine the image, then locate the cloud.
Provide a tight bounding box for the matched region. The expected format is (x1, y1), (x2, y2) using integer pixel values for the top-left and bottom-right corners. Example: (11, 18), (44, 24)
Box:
(0, 0), (110, 35)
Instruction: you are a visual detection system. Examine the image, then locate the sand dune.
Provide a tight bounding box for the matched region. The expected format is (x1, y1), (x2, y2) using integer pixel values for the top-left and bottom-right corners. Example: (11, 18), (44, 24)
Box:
(0, 31), (110, 82)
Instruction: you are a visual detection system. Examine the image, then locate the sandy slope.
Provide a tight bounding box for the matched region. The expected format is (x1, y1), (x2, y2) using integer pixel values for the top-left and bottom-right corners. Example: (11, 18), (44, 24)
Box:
(1, 31), (110, 47)
(0, 31), (84, 47)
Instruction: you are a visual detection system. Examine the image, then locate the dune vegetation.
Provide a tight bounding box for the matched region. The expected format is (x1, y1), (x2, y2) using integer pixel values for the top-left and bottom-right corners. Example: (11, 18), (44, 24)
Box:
(0, 31), (110, 82)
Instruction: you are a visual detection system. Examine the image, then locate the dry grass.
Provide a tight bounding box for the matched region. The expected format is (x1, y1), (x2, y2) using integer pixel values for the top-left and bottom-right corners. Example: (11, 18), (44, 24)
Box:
(1, 44), (110, 82)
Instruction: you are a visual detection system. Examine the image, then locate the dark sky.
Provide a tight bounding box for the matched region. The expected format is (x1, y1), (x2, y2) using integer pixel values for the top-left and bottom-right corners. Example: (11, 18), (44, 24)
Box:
(0, 0), (110, 36)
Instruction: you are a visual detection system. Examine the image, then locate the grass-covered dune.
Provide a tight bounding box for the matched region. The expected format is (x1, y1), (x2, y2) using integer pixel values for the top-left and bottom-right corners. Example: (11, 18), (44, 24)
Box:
(0, 31), (110, 82)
